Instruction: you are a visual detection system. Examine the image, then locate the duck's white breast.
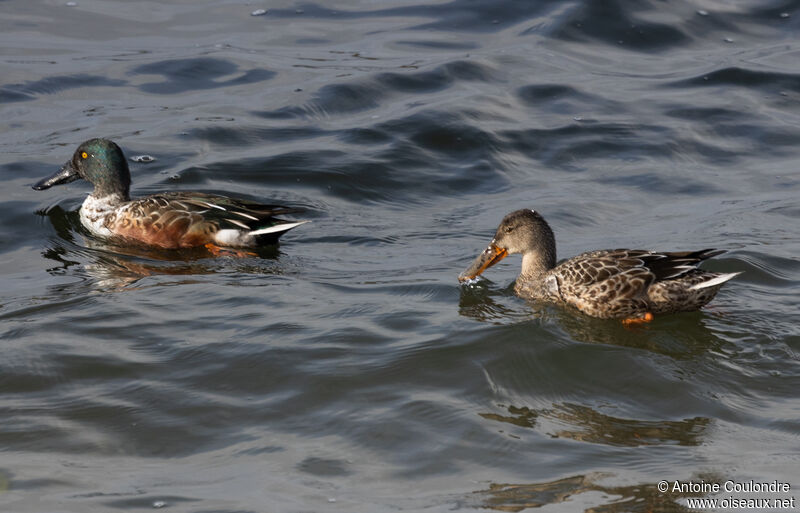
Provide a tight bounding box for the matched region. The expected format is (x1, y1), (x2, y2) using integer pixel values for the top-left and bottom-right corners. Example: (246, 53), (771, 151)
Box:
(79, 194), (123, 238)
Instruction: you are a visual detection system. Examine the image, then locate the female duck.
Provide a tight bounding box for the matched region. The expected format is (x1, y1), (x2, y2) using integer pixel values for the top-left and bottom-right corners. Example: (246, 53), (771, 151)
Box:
(33, 138), (306, 251)
(458, 209), (740, 322)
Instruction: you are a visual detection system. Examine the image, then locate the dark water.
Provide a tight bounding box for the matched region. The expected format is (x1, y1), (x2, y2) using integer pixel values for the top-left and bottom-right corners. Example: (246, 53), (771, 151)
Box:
(2, 1), (799, 511)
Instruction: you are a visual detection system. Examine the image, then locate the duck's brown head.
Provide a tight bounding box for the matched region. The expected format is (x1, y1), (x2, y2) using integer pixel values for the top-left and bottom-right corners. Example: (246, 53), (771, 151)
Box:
(458, 209), (556, 282)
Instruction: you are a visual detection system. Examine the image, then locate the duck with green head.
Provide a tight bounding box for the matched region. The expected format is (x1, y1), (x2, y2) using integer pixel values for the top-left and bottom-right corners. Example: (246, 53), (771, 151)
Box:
(458, 209), (741, 323)
(33, 138), (307, 252)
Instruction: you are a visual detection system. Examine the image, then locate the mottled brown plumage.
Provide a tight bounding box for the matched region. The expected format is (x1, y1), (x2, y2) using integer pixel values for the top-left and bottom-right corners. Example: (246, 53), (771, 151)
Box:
(458, 209), (741, 320)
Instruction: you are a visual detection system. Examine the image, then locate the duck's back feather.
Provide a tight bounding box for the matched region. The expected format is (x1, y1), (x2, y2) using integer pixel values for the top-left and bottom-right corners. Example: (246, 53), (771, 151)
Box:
(546, 248), (732, 318)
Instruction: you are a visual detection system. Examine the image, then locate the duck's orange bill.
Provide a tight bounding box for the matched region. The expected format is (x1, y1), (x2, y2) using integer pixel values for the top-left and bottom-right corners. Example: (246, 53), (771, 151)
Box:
(458, 243), (508, 282)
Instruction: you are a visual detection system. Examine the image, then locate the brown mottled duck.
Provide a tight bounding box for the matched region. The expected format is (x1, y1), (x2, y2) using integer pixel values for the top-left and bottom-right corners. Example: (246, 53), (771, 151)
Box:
(458, 209), (741, 323)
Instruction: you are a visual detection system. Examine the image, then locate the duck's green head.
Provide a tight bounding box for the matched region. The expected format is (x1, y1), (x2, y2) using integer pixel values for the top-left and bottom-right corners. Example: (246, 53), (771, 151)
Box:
(33, 138), (131, 199)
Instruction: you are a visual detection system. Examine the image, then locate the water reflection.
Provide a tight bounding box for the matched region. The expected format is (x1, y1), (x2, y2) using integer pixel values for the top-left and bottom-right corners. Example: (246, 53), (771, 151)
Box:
(545, 403), (708, 447)
(458, 284), (728, 358)
(458, 280), (526, 324)
(479, 405), (538, 428)
(38, 206), (282, 291)
(482, 403), (709, 447)
(474, 472), (720, 512)
(550, 307), (728, 359)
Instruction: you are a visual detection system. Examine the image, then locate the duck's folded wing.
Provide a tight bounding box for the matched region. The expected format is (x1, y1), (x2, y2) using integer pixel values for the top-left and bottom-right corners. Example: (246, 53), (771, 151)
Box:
(154, 192), (300, 220)
(553, 248), (727, 315)
(554, 251), (656, 301)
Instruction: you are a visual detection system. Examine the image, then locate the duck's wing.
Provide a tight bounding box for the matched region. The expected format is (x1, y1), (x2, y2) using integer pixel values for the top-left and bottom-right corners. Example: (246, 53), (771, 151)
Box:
(554, 249), (654, 295)
(558, 248), (724, 283)
(551, 249), (725, 318)
(106, 192), (304, 248)
(153, 192), (301, 224)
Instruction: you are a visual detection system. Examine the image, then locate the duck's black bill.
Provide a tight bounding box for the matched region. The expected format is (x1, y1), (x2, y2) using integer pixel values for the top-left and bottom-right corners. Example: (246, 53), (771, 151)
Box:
(32, 161), (81, 191)
(458, 243), (508, 282)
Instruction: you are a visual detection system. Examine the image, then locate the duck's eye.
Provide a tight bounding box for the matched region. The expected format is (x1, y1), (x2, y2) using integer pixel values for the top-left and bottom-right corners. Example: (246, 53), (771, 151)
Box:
(504, 226), (514, 233)
(81, 152), (88, 159)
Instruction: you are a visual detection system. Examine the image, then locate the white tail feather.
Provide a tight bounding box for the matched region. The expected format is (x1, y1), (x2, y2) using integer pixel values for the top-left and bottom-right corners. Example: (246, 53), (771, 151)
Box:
(249, 220), (309, 237)
(689, 272), (742, 290)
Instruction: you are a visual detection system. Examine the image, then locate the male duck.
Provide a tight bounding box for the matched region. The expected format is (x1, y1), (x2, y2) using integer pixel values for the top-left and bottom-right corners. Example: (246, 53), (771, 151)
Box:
(33, 138), (307, 251)
(458, 209), (741, 322)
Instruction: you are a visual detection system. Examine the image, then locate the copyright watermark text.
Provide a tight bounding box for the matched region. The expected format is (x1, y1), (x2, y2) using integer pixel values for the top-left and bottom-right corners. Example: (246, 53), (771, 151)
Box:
(657, 479), (796, 510)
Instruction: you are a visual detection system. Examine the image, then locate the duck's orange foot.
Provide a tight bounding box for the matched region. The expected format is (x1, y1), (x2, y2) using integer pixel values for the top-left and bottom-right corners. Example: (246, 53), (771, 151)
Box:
(621, 312), (654, 326)
(204, 243), (257, 258)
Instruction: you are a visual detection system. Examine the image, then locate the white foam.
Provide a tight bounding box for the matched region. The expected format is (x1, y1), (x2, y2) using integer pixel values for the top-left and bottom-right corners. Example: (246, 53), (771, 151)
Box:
(459, 277), (482, 286)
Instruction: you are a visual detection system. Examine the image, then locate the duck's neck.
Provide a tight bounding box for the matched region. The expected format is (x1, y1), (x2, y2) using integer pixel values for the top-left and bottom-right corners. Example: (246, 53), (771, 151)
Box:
(86, 191), (128, 209)
(520, 246), (556, 280)
(90, 167), (131, 202)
